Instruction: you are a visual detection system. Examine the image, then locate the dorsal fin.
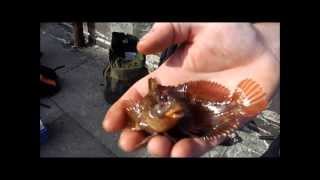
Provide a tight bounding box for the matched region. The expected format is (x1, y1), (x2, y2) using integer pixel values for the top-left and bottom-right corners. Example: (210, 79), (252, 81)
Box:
(185, 81), (230, 102)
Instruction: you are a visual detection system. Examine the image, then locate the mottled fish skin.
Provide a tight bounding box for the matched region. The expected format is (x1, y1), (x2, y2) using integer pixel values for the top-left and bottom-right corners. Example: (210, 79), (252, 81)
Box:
(125, 78), (268, 143)
(179, 79), (267, 141)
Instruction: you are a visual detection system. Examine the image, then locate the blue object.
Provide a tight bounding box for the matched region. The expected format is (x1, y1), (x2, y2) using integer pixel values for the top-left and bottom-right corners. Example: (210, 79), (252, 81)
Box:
(40, 120), (48, 144)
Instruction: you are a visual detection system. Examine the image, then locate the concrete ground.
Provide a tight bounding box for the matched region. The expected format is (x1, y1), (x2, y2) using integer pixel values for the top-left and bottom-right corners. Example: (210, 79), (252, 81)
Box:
(40, 23), (280, 158)
(40, 24), (149, 157)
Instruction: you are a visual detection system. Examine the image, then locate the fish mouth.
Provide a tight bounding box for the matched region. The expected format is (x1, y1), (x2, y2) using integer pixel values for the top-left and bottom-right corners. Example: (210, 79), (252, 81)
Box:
(164, 105), (184, 119)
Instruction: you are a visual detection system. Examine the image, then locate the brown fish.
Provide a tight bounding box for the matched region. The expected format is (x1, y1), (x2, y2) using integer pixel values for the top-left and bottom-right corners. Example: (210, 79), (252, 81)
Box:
(125, 78), (268, 148)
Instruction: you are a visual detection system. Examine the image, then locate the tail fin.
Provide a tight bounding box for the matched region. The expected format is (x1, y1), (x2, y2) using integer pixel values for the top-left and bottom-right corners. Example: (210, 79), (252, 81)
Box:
(232, 79), (268, 118)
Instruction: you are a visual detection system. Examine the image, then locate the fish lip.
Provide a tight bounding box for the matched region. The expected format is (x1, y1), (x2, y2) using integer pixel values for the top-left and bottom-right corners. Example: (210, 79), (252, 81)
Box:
(164, 105), (184, 119)
(170, 111), (184, 119)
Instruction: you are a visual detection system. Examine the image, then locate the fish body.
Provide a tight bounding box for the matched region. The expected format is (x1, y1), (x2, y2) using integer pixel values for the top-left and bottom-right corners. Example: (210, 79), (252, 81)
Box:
(125, 78), (268, 142)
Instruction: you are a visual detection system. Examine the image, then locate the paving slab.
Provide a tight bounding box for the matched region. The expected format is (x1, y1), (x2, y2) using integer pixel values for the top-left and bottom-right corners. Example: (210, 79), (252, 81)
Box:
(40, 114), (115, 157)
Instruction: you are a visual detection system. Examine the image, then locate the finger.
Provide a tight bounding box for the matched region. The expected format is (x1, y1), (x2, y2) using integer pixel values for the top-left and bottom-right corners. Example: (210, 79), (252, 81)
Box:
(102, 72), (156, 132)
(118, 128), (147, 152)
(147, 135), (173, 157)
(137, 23), (191, 54)
(170, 137), (225, 157)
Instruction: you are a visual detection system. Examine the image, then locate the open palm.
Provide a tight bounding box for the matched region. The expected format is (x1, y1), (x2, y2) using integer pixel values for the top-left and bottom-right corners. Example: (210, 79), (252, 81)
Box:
(103, 23), (280, 157)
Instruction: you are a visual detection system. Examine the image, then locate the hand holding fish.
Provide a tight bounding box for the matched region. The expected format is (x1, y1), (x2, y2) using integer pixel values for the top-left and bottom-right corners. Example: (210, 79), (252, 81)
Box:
(103, 23), (280, 157)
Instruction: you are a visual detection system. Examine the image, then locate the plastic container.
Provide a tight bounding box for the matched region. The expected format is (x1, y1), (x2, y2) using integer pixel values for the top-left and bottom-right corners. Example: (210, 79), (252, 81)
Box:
(40, 120), (48, 144)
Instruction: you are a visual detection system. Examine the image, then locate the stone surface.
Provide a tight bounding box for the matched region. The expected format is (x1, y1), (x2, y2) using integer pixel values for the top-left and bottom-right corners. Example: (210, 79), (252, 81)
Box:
(223, 131), (270, 157)
(40, 30), (87, 74)
(49, 60), (148, 157)
(202, 130), (271, 158)
(40, 24), (150, 157)
(40, 114), (115, 157)
(40, 97), (64, 125)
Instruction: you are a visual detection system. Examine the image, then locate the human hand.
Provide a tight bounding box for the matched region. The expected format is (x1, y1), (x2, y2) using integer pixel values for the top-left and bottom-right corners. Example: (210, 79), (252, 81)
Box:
(103, 23), (280, 157)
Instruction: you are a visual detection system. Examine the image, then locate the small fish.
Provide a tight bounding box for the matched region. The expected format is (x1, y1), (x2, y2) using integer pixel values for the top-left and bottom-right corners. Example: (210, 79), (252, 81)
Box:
(125, 78), (268, 148)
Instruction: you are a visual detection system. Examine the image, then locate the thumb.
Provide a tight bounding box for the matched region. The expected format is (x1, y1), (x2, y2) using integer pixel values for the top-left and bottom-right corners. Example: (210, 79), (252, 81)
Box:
(137, 23), (191, 54)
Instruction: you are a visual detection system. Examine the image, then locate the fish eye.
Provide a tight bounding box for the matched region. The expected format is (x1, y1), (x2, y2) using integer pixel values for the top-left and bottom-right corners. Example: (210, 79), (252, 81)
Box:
(160, 95), (167, 101)
(159, 94), (174, 102)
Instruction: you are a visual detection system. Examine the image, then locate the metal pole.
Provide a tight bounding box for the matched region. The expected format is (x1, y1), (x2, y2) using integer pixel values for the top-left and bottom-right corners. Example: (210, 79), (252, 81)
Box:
(72, 22), (85, 48)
